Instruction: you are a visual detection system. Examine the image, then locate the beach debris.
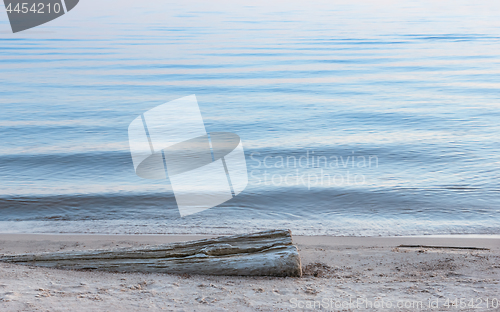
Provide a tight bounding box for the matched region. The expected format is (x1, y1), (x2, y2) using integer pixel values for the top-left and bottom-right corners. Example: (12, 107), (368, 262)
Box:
(0, 229), (302, 277)
(304, 286), (319, 295)
(398, 244), (489, 250)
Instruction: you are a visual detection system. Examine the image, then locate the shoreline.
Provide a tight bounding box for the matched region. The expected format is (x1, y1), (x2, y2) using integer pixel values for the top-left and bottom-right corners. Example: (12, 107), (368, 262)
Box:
(1, 232), (499, 238)
(2, 220), (498, 238)
(0, 233), (499, 255)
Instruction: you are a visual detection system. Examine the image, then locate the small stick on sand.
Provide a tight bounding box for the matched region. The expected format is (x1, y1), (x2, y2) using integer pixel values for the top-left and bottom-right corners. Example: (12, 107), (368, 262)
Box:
(398, 244), (490, 250)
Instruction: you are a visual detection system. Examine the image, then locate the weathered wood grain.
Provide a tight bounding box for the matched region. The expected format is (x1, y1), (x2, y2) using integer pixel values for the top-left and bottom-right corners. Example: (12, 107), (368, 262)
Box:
(0, 229), (302, 277)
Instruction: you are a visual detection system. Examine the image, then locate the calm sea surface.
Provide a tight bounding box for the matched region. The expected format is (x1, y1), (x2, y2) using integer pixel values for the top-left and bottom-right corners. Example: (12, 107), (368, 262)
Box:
(1, 0), (499, 235)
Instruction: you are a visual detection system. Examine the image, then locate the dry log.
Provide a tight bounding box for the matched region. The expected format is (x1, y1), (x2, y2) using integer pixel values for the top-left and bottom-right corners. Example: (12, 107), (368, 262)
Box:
(0, 229), (302, 277)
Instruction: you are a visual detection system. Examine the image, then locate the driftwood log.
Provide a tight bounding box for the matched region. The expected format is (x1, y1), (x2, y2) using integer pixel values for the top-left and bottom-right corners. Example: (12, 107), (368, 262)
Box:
(0, 229), (302, 277)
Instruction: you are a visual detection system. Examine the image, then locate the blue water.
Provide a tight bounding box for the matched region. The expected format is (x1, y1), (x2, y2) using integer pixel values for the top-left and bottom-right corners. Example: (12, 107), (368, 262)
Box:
(1, 0), (499, 235)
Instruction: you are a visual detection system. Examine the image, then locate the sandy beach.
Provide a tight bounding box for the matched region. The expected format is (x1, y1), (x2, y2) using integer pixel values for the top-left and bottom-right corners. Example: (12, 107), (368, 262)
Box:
(0, 234), (498, 311)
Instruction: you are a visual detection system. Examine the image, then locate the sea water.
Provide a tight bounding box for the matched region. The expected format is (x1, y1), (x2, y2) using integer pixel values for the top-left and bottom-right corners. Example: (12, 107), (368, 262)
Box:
(1, 0), (499, 235)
